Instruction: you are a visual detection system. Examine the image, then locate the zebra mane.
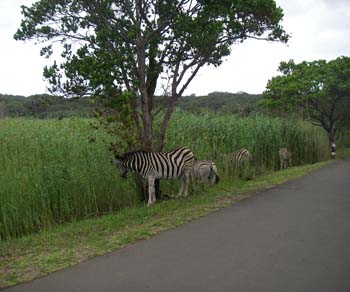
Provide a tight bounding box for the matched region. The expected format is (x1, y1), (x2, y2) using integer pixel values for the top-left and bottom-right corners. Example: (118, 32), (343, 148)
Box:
(116, 146), (186, 160)
(116, 150), (148, 160)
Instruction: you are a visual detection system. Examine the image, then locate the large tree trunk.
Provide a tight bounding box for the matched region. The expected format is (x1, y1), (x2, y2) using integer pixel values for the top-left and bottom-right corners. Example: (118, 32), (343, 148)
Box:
(327, 127), (336, 159)
(328, 131), (335, 145)
(326, 124), (336, 146)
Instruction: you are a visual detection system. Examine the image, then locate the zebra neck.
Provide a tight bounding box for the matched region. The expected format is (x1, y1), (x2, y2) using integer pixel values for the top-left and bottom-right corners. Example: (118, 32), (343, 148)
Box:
(125, 159), (143, 174)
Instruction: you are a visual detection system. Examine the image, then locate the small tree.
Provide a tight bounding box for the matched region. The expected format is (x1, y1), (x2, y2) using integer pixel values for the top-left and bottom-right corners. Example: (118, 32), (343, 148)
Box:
(15, 0), (288, 152)
(262, 57), (350, 150)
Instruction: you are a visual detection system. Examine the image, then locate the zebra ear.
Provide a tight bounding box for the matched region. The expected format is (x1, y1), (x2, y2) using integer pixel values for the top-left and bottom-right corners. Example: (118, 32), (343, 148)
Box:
(115, 154), (121, 160)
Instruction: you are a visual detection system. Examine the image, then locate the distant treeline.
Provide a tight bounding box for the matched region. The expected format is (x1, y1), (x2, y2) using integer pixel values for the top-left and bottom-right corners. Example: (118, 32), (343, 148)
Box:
(179, 91), (261, 115)
(0, 91), (262, 118)
(0, 94), (92, 119)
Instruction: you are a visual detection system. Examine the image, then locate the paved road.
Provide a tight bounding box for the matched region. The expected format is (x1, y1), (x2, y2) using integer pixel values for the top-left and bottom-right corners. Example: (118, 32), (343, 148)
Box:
(6, 161), (350, 292)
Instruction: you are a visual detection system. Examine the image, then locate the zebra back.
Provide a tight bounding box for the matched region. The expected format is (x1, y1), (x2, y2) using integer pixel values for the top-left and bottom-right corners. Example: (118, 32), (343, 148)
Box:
(116, 147), (194, 179)
(230, 148), (252, 167)
(192, 160), (212, 176)
(192, 160), (219, 185)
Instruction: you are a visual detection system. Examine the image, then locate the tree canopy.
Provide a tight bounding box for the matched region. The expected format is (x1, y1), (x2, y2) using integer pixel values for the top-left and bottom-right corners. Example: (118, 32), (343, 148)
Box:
(262, 56), (350, 144)
(15, 0), (288, 151)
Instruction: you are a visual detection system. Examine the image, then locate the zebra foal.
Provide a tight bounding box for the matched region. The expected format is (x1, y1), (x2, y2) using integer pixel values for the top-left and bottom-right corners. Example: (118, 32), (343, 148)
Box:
(224, 148), (252, 179)
(279, 148), (292, 170)
(114, 147), (194, 206)
(191, 160), (219, 186)
(229, 148), (252, 167)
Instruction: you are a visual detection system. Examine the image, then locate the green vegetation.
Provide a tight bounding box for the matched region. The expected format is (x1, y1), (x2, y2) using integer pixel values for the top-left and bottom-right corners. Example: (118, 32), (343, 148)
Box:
(178, 91), (261, 114)
(0, 160), (333, 288)
(166, 111), (328, 170)
(0, 118), (138, 240)
(0, 113), (329, 240)
(15, 0), (288, 151)
(0, 94), (91, 118)
(1, 91), (262, 116)
(0, 92), (260, 118)
(262, 57), (350, 146)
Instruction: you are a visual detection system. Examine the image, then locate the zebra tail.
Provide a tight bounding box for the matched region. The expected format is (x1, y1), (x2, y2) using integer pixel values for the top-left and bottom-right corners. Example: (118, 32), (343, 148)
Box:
(210, 163), (220, 185)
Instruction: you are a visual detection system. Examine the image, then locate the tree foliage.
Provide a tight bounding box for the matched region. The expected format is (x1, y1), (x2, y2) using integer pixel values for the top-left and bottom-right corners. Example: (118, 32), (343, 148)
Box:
(262, 56), (350, 144)
(15, 0), (288, 151)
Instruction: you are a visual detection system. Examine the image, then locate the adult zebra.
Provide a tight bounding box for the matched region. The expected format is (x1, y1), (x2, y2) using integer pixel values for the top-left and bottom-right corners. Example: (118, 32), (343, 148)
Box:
(114, 147), (194, 206)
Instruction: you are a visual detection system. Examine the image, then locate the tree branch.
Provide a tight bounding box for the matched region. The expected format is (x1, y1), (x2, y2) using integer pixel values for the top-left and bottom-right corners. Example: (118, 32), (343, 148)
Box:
(178, 61), (205, 96)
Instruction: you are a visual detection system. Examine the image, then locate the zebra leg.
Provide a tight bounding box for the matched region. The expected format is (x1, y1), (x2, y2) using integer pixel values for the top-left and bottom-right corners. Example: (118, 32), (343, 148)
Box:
(177, 172), (189, 198)
(199, 166), (210, 184)
(190, 169), (195, 195)
(176, 175), (185, 198)
(182, 170), (191, 197)
(147, 176), (156, 206)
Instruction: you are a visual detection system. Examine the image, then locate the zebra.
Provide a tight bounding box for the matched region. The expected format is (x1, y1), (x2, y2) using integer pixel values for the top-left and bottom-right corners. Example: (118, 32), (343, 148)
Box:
(224, 148), (252, 178)
(114, 147), (194, 206)
(279, 148), (292, 170)
(330, 142), (336, 159)
(191, 160), (220, 186)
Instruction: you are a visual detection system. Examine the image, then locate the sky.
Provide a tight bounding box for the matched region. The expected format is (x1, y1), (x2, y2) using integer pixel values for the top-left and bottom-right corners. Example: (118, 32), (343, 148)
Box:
(0, 0), (350, 97)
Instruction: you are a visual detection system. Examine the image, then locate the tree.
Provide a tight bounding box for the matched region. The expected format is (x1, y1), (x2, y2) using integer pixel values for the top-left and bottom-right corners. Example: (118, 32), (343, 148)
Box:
(15, 0), (288, 153)
(262, 57), (350, 148)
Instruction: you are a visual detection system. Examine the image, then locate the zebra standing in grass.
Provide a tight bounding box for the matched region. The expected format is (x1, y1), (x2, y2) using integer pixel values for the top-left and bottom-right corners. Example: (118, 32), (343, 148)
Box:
(225, 148), (252, 178)
(191, 160), (220, 186)
(229, 148), (252, 167)
(279, 148), (292, 170)
(114, 147), (194, 206)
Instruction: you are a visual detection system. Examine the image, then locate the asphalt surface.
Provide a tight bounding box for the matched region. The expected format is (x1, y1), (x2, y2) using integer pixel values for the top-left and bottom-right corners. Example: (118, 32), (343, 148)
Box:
(5, 161), (350, 292)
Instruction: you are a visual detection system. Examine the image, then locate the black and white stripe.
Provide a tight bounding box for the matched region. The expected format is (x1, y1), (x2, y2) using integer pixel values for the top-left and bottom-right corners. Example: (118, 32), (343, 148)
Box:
(223, 148), (253, 179)
(114, 147), (194, 205)
(229, 148), (252, 168)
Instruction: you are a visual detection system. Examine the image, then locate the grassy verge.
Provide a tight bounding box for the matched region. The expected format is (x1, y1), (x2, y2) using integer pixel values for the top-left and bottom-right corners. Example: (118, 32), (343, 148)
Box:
(0, 160), (333, 288)
(337, 147), (350, 159)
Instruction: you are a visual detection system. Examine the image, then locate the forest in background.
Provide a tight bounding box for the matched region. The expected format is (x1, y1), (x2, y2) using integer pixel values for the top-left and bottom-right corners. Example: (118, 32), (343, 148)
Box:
(0, 91), (261, 119)
(0, 93), (91, 119)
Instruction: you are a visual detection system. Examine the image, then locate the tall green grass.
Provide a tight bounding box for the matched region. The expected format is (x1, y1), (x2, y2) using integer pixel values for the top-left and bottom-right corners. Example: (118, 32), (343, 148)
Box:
(0, 118), (137, 240)
(0, 113), (328, 239)
(165, 111), (328, 171)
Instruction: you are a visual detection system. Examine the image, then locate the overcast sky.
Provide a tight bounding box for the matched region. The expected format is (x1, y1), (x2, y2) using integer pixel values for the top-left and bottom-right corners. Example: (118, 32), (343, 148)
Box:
(1, 0), (349, 97)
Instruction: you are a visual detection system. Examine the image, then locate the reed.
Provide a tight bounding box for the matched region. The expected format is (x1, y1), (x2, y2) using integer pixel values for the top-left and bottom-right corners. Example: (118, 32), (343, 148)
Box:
(0, 113), (328, 239)
(0, 118), (137, 240)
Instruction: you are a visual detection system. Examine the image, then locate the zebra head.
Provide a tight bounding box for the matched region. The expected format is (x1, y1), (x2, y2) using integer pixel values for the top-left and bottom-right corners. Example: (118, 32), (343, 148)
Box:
(114, 155), (128, 178)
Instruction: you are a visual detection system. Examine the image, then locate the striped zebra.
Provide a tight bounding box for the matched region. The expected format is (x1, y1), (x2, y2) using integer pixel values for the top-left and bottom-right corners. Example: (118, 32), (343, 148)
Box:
(114, 147), (194, 206)
(191, 160), (220, 186)
(225, 148), (252, 178)
(279, 148), (292, 170)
